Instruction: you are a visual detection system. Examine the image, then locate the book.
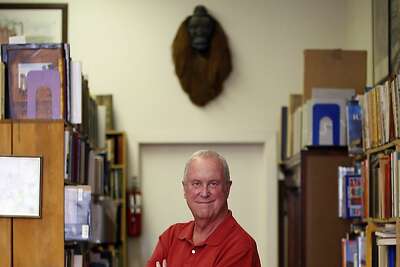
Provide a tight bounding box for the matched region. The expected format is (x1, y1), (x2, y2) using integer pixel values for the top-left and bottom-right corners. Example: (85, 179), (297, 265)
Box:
(64, 185), (91, 241)
(346, 175), (363, 218)
(97, 105), (106, 149)
(377, 238), (396, 246)
(346, 98), (363, 155)
(378, 245), (388, 267)
(357, 235), (366, 267)
(280, 106), (288, 161)
(343, 238), (358, 267)
(338, 166), (355, 218)
(90, 196), (118, 244)
(70, 60), (82, 124)
(95, 94), (114, 131)
(388, 245), (396, 267)
(1, 43), (68, 119)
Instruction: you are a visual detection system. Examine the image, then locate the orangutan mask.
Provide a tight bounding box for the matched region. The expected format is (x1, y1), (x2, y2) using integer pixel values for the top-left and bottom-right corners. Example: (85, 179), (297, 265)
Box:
(172, 5), (232, 106)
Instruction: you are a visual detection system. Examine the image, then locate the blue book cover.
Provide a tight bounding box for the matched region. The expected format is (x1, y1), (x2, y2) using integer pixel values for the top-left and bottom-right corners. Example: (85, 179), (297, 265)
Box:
(388, 245), (396, 267)
(346, 175), (363, 218)
(346, 99), (363, 155)
(312, 103), (341, 145)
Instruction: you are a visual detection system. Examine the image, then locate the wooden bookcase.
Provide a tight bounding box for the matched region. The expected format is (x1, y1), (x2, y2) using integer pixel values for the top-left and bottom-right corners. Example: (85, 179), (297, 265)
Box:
(363, 141), (400, 267)
(279, 147), (352, 267)
(106, 130), (127, 267)
(0, 120), (64, 267)
(0, 121), (128, 267)
(365, 219), (400, 267)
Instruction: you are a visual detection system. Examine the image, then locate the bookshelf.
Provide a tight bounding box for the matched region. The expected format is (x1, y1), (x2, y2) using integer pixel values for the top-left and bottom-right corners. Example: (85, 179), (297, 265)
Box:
(105, 130), (127, 267)
(0, 120), (64, 267)
(0, 123), (129, 267)
(342, 74), (400, 267)
(365, 220), (400, 267)
(361, 144), (400, 267)
(279, 147), (352, 267)
(0, 43), (128, 266)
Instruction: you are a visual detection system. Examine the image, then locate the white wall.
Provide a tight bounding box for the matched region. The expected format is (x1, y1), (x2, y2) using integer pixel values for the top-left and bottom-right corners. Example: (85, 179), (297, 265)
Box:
(344, 0), (373, 85)
(1, 0), (372, 266)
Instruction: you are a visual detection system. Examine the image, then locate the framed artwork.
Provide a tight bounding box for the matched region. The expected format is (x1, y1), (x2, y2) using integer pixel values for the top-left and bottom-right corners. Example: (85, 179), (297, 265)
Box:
(390, 0), (400, 74)
(0, 3), (68, 44)
(372, 0), (389, 84)
(0, 156), (42, 218)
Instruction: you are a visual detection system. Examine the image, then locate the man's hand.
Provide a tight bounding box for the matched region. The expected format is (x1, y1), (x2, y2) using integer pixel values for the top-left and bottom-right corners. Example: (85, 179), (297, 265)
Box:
(156, 259), (167, 267)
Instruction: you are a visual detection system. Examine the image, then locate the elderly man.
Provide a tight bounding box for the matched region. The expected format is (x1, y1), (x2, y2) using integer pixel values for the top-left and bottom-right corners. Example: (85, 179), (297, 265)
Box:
(147, 150), (261, 267)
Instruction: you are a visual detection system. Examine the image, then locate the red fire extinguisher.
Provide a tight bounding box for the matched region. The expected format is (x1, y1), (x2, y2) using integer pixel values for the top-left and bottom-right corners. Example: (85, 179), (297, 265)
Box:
(127, 189), (142, 237)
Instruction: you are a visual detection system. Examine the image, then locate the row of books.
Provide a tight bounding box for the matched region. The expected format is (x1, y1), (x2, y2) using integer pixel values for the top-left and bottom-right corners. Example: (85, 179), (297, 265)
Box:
(363, 150), (400, 219)
(65, 246), (121, 267)
(65, 132), (123, 200)
(0, 43), (112, 149)
(87, 151), (123, 199)
(64, 185), (120, 244)
(360, 74), (400, 150)
(279, 49), (366, 160)
(280, 89), (363, 160)
(338, 148), (400, 219)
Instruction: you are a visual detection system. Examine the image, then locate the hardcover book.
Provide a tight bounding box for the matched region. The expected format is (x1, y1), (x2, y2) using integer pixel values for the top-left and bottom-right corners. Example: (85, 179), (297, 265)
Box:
(71, 60), (82, 124)
(346, 99), (363, 155)
(346, 175), (363, 218)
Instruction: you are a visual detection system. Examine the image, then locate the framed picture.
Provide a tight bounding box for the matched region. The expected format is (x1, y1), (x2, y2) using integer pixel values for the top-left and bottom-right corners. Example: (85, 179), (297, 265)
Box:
(0, 156), (42, 218)
(372, 0), (389, 84)
(0, 3), (67, 44)
(390, 0), (400, 74)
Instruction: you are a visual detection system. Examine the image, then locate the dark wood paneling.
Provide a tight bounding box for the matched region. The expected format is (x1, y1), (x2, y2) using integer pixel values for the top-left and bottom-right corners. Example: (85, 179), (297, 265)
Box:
(279, 148), (352, 267)
(303, 151), (352, 267)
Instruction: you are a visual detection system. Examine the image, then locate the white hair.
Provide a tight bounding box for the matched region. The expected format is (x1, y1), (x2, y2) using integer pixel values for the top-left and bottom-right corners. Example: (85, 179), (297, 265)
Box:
(183, 150), (230, 182)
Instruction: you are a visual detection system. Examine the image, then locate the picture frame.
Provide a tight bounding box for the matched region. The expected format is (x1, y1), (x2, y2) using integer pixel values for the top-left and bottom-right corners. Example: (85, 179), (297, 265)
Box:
(0, 156), (42, 218)
(390, 0), (400, 75)
(372, 0), (389, 85)
(0, 3), (68, 44)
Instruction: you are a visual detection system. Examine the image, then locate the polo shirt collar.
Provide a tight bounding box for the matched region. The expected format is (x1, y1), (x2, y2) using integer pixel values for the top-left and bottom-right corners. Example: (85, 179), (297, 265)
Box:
(177, 210), (237, 247)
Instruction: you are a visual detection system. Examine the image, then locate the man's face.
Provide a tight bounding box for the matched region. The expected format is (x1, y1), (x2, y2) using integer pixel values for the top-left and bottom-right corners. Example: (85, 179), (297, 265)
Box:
(183, 156), (231, 221)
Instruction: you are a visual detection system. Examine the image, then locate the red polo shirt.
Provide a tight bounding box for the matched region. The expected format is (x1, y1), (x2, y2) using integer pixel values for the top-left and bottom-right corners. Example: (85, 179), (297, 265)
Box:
(146, 211), (261, 267)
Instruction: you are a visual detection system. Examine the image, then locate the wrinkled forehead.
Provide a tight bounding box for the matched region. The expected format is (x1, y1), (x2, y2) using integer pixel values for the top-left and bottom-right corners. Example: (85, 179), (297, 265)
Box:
(185, 156), (224, 179)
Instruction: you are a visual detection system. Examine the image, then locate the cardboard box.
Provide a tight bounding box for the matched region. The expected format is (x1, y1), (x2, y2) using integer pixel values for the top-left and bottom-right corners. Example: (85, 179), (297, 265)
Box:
(303, 49), (367, 100)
